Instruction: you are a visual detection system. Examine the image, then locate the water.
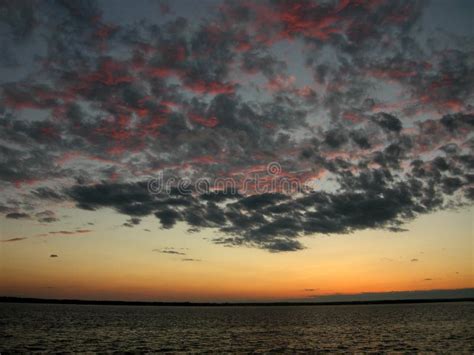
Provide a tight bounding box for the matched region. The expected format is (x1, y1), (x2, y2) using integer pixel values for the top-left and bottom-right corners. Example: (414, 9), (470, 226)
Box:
(1, 302), (473, 352)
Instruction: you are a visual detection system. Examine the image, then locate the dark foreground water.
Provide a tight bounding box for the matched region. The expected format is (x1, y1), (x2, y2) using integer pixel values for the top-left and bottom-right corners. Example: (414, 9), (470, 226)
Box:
(1, 302), (473, 353)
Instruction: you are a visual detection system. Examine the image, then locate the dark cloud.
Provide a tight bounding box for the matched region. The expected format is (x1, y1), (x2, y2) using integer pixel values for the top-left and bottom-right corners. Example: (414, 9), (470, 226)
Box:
(35, 210), (58, 223)
(1, 237), (27, 242)
(440, 113), (474, 131)
(324, 128), (348, 148)
(237, 193), (288, 210)
(32, 187), (66, 201)
(67, 182), (154, 213)
(0, 0), (37, 40)
(373, 113), (403, 133)
(153, 248), (186, 256)
(123, 217), (141, 227)
(6, 212), (30, 219)
(155, 209), (182, 229)
(61, 108), (473, 253)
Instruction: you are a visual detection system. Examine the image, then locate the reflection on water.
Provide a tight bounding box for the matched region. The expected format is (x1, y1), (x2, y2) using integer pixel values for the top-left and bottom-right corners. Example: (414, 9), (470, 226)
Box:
(1, 302), (473, 352)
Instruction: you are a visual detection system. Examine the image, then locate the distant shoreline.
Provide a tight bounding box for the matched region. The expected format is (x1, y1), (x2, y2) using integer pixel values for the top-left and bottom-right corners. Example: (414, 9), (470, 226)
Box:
(1, 296), (472, 307)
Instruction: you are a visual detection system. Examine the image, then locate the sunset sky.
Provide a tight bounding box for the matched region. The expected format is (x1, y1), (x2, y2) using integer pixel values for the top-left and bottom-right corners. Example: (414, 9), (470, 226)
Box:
(0, 0), (473, 302)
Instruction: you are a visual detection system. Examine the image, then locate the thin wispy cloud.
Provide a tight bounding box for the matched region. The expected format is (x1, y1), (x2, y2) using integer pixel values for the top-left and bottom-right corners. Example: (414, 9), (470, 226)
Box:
(1, 237), (27, 243)
(153, 249), (187, 256)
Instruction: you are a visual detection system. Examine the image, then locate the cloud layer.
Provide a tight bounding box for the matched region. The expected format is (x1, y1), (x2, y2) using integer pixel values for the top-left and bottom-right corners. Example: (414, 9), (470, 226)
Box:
(0, 0), (472, 251)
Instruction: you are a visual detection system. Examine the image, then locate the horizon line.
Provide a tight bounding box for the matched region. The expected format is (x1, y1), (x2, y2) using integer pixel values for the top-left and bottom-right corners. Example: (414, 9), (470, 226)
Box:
(2, 297), (473, 307)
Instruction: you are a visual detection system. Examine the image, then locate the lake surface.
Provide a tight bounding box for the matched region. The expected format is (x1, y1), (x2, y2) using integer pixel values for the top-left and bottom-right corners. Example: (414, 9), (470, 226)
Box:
(1, 302), (473, 352)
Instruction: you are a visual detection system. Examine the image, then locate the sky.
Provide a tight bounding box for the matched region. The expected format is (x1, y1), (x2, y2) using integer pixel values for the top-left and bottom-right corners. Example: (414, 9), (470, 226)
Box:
(0, 0), (473, 302)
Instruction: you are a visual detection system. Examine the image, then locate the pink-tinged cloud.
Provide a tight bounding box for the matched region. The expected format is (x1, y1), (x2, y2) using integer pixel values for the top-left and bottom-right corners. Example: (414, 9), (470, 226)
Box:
(184, 80), (236, 95)
(189, 113), (219, 128)
(81, 58), (134, 86)
(265, 75), (296, 92)
(342, 112), (365, 123)
(14, 178), (40, 189)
